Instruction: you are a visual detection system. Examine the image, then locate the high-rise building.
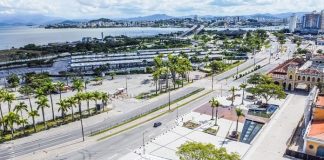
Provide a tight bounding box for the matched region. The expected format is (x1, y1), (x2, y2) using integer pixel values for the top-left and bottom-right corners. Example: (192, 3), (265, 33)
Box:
(321, 10), (324, 30)
(289, 13), (297, 33)
(302, 11), (321, 29)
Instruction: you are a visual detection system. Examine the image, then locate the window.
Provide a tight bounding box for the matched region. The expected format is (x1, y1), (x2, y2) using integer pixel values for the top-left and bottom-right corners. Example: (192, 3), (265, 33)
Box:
(289, 75), (293, 79)
(309, 145), (314, 149)
(312, 77), (316, 82)
(303, 76), (305, 81)
(298, 76), (300, 80)
(307, 77), (310, 81)
(318, 78), (321, 82)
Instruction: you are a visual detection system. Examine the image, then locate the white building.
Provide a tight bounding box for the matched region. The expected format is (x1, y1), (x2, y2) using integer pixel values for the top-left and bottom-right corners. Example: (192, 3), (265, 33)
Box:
(289, 13), (297, 33)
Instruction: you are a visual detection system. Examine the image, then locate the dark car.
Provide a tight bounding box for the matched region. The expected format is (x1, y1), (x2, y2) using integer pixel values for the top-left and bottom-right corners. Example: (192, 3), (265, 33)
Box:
(153, 122), (162, 128)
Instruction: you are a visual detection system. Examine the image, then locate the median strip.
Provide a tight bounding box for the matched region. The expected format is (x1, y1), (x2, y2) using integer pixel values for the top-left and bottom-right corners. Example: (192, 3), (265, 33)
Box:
(93, 89), (212, 141)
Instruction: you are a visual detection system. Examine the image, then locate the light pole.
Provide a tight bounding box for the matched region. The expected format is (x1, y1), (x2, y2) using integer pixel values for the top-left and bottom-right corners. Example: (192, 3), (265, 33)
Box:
(168, 86), (171, 111)
(220, 83), (223, 97)
(143, 131), (147, 155)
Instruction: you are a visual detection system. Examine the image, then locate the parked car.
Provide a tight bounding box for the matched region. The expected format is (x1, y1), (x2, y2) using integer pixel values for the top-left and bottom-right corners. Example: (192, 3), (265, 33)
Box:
(153, 122), (162, 128)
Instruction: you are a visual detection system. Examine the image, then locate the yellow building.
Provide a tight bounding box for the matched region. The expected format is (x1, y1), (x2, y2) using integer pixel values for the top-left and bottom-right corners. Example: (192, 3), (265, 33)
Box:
(304, 95), (324, 157)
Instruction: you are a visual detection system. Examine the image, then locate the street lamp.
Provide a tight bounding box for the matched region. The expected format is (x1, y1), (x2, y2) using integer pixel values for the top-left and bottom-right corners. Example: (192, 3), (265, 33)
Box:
(143, 131), (147, 155)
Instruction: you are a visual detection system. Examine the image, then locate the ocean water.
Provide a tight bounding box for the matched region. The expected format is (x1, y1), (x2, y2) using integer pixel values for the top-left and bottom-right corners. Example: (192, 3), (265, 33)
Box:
(0, 26), (188, 49)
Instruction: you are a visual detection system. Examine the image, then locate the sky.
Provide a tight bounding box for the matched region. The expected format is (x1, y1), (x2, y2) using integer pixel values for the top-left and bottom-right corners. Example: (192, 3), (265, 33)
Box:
(0, 0), (323, 19)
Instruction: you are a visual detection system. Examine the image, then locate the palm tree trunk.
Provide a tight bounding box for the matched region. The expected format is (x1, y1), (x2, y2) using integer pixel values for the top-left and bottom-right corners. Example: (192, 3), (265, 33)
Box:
(32, 116), (36, 132)
(59, 91), (62, 101)
(236, 118), (239, 133)
(71, 106), (74, 121)
(78, 102), (85, 141)
(42, 108), (46, 129)
(211, 74), (214, 91)
(87, 100), (90, 116)
(215, 108), (218, 126)
(62, 111), (65, 123)
(241, 89), (245, 105)
(211, 107), (214, 120)
(11, 127), (14, 140)
(49, 94), (55, 121)
(8, 102), (11, 112)
(28, 97), (33, 112)
(0, 103), (3, 119)
(155, 80), (158, 95)
(20, 111), (25, 134)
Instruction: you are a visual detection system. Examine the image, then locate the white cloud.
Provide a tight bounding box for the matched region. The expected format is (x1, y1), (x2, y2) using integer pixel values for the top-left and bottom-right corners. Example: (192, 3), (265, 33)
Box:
(0, 0), (323, 18)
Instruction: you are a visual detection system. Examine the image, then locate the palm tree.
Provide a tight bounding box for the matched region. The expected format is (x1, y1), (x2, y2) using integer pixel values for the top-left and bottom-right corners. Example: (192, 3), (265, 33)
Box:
(0, 89), (5, 119)
(2, 112), (21, 139)
(92, 91), (101, 111)
(57, 100), (69, 123)
(44, 82), (56, 121)
(55, 81), (65, 101)
(239, 83), (248, 105)
(235, 108), (245, 135)
(36, 96), (50, 129)
(4, 92), (15, 112)
(14, 102), (28, 134)
(229, 86), (237, 106)
(84, 92), (93, 115)
(28, 110), (39, 132)
(18, 85), (34, 113)
(73, 92), (85, 141)
(66, 97), (77, 121)
(209, 98), (220, 126)
(72, 79), (84, 92)
(100, 92), (109, 112)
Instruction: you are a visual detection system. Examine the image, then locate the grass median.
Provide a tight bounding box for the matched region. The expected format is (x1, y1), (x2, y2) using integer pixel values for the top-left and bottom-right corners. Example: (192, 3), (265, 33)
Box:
(90, 88), (206, 138)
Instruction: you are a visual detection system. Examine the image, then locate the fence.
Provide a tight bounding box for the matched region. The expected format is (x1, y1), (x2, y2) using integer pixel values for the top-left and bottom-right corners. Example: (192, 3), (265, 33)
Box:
(285, 149), (324, 160)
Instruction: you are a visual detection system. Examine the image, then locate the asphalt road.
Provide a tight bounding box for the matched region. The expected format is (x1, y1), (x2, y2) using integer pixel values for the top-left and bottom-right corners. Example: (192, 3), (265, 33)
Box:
(0, 87), (200, 160)
(52, 88), (219, 160)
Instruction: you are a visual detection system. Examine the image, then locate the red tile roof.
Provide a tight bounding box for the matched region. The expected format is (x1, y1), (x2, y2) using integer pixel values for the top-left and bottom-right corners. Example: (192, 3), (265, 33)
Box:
(301, 68), (321, 75)
(269, 58), (305, 75)
(308, 120), (324, 140)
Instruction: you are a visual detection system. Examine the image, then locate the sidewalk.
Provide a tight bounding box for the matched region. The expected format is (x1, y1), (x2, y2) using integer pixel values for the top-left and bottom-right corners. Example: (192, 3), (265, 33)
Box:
(16, 88), (212, 160)
(243, 93), (308, 160)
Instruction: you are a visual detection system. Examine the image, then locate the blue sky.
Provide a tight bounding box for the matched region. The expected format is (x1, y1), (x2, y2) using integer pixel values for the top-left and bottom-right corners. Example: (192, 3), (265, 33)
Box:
(0, 0), (323, 18)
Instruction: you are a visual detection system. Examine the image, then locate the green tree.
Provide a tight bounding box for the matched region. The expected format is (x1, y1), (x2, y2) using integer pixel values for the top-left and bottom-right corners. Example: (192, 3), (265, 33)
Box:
(0, 89), (5, 120)
(57, 100), (69, 123)
(55, 81), (65, 101)
(36, 96), (50, 129)
(109, 71), (116, 80)
(84, 92), (94, 115)
(18, 85), (34, 112)
(44, 82), (56, 121)
(100, 92), (109, 111)
(176, 142), (240, 160)
(210, 60), (225, 90)
(234, 108), (245, 136)
(209, 97), (220, 126)
(253, 83), (286, 104)
(66, 97), (77, 121)
(14, 102), (28, 134)
(2, 112), (21, 139)
(28, 110), (39, 132)
(6, 73), (20, 90)
(4, 92), (15, 112)
(239, 83), (248, 105)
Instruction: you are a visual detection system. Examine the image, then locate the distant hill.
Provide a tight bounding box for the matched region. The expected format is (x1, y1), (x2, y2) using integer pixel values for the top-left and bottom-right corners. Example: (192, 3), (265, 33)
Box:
(0, 14), (65, 26)
(120, 14), (174, 21)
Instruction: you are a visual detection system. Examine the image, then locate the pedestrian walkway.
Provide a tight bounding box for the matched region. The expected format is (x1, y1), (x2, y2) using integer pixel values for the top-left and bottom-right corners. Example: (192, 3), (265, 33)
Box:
(243, 93), (308, 160)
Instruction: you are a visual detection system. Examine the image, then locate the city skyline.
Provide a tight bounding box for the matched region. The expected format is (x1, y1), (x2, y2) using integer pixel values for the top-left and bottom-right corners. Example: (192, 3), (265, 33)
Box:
(0, 0), (323, 19)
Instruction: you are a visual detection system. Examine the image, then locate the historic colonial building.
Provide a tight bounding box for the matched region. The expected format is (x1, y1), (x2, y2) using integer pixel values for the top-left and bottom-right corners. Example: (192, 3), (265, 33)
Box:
(269, 56), (324, 91)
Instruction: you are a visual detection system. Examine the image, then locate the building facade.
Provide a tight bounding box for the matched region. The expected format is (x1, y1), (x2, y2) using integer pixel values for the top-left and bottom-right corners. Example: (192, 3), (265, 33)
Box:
(289, 13), (297, 33)
(269, 56), (324, 91)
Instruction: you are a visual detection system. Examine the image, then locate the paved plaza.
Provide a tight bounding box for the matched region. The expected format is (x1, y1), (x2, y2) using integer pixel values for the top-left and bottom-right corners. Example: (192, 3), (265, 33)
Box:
(120, 110), (248, 160)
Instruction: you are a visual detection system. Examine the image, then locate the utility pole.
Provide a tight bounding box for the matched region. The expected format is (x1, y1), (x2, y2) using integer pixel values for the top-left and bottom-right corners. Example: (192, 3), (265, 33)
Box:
(143, 131), (146, 155)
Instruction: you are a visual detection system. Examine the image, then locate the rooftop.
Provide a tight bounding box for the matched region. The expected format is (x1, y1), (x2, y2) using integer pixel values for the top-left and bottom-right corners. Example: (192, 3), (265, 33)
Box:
(307, 120), (324, 140)
(316, 96), (324, 107)
(269, 58), (305, 75)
